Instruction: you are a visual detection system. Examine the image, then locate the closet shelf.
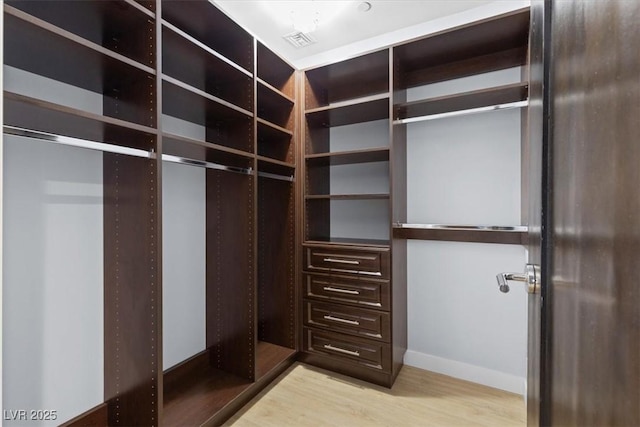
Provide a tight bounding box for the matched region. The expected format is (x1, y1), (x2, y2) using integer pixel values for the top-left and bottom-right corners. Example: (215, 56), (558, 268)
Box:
(305, 237), (390, 248)
(393, 223), (527, 245)
(162, 24), (253, 111)
(5, 4), (156, 76)
(257, 41), (295, 98)
(4, 91), (157, 151)
(394, 9), (530, 88)
(394, 82), (529, 124)
(257, 118), (293, 137)
(306, 194), (389, 200)
(257, 83), (294, 129)
(258, 78), (295, 104)
(306, 148), (390, 166)
(162, 132), (254, 170)
(304, 49), (389, 109)
(305, 95), (389, 128)
(257, 155), (295, 169)
(162, 75), (253, 118)
(161, 1), (254, 74)
(124, 0), (155, 19)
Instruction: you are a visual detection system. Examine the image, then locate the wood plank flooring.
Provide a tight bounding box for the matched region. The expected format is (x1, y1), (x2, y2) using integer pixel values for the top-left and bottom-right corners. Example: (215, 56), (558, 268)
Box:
(224, 362), (525, 426)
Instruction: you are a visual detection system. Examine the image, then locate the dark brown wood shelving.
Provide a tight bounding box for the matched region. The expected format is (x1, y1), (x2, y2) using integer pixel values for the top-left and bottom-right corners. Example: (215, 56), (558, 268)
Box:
(162, 0), (253, 73)
(163, 133), (254, 169)
(305, 49), (389, 109)
(304, 237), (390, 248)
(306, 95), (389, 128)
(306, 148), (389, 166)
(5, 1), (156, 67)
(258, 82), (294, 130)
(257, 120), (294, 164)
(257, 41), (295, 98)
(4, 91), (157, 151)
(255, 342), (297, 379)
(306, 194), (389, 200)
(393, 225), (526, 245)
(257, 78), (295, 104)
(395, 82), (528, 121)
(162, 79), (254, 154)
(394, 8), (530, 88)
(163, 23), (253, 112)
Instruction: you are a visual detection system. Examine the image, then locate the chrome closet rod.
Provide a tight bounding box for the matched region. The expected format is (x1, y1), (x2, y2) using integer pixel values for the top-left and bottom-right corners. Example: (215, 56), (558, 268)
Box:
(257, 171), (294, 182)
(393, 100), (529, 125)
(3, 125), (254, 176)
(393, 223), (528, 232)
(3, 125), (152, 159)
(162, 154), (253, 176)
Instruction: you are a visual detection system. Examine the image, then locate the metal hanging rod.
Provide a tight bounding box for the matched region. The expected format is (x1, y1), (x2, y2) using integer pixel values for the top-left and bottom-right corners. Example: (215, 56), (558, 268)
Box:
(3, 125), (152, 159)
(393, 223), (528, 232)
(162, 154), (253, 176)
(3, 125), (254, 177)
(257, 171), (295, 182)
(393, 100), (529, 125)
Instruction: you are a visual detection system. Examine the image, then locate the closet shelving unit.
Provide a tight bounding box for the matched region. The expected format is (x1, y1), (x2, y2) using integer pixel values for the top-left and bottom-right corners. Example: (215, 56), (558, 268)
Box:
(391, 8), (531, 245)
(3, 0), (298, 425)
(300, 50), (406, 387)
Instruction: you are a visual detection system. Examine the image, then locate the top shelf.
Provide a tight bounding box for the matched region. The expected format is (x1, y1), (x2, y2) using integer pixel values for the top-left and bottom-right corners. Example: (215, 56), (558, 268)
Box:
(161, 0), (253, 74)
(394, 9), (530, 88)
(305, 50), (389, 110)
(257, 41), (295, 99)
(5, 1), (156, 68)
(306, 94), (389, 128)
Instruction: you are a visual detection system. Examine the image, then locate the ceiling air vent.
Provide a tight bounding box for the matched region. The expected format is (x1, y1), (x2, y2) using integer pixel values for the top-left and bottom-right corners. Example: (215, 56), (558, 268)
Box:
(283, 31), (317, 48)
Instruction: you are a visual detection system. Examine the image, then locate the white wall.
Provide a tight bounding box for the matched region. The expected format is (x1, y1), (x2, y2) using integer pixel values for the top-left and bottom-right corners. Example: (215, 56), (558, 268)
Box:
(3, 66), (104, 425)
(3, 136), (104, 426)
(404, 68), (528, 394)
(162, 162), (206, 370)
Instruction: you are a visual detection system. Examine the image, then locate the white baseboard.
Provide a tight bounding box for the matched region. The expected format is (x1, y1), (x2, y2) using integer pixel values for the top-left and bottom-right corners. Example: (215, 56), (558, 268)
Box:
(404, 350), (526, 395)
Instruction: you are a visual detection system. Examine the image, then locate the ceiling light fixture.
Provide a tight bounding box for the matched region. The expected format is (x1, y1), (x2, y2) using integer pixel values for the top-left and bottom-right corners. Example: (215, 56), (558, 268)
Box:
(263, 1), (352, 34)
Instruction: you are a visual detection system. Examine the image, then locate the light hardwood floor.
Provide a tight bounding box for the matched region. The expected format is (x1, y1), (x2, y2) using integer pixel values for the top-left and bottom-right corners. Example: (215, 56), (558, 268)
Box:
(224, 363), (525, 426)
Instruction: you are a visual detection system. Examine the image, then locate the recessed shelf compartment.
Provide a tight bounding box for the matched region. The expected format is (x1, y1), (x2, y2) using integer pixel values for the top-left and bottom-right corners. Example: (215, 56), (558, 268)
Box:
(257, 119), (294, 164)
(6, 1), (156, 67)
(394, 82), (528, 123)
(162, 23), (253, 112)
(306, 148), (390, 166)
(258, 82), (295, 130)
(162, 133), (253, 170)
(393, 223), (526, 245)
(306, 95), (389, 128)
(5, 8), (156, 127)
(305, 49), (389, 109)
(257, 41), (295, 99)
(161, 0), (253, 74)
(162, 79), (253, 154)
(394, 9), (530, 89)
(4, 91), (156, 152)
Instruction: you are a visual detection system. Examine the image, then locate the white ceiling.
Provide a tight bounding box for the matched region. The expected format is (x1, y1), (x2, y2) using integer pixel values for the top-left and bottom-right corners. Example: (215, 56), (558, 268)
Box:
(213, 0), (506, 68)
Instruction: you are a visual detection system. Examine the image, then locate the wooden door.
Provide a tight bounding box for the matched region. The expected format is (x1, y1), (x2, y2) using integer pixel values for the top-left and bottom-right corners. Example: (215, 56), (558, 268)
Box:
(545, 0), (640, 425)
(525, 1), (549, 425)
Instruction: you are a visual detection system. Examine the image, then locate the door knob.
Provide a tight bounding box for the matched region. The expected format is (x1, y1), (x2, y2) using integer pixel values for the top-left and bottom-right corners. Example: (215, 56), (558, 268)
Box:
(496, 264), (540, 294)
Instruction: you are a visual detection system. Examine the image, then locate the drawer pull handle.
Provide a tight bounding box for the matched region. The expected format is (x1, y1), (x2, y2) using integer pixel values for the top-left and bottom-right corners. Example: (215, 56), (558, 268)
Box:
(323, 258), (360, 265)
(323, 286), (360, 295)
(323, 344), (360, 357)
(323, 315), (360, 325)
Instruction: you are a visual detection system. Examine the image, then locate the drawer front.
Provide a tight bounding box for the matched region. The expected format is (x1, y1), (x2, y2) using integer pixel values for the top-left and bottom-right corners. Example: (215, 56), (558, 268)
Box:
(304, 328), (391, 372)
(304, 300), (390, 341)
(304, 246), (390, 278)
(304, 273), (390, 310)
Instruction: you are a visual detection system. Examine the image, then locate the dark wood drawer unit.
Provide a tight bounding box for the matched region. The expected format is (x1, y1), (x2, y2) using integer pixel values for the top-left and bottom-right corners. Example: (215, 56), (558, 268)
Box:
(304, 273), (390, 310)
(303, 245), (390, 278)
(304, 300), (391, 341)
(303, 328), (391, 372)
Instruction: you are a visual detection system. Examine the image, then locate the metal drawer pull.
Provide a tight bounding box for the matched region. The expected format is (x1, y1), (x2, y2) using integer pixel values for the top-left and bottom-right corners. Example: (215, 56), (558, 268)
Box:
(323, 315), (360, 325)
(323, 258), (360, 265)
(323, 286), (360, 295)
(323, 344), (360, 357)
